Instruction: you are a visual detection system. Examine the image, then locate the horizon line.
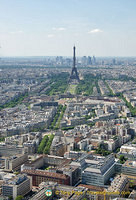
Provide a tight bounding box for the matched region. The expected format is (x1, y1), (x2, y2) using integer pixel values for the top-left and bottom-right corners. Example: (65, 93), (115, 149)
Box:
(1, 56), (136, 58)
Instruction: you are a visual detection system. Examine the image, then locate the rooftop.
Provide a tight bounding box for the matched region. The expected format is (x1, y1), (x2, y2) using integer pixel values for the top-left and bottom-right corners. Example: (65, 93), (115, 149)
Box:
(123, 160), (136, 168)
(22, 169), (69, 180)
(79, 184), (104, 191)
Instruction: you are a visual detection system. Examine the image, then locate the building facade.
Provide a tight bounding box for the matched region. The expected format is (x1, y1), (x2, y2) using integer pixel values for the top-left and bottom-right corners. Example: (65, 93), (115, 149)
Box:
(2, 174), (32, 199)
(5, 154), (28, 171)
(22, 169), (70, 186)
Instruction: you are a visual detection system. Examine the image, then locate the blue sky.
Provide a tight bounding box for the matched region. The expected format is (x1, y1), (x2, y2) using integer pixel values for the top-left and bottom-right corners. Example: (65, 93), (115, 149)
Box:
(0, 0), (136, 56)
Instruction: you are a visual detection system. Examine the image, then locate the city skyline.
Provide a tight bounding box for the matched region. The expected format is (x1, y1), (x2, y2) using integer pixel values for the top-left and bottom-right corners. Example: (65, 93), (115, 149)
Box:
(0, 0), (136, 57)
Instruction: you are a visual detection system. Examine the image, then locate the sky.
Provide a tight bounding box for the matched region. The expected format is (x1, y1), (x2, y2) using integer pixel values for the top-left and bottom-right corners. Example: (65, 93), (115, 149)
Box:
(0, 0), (136, 57)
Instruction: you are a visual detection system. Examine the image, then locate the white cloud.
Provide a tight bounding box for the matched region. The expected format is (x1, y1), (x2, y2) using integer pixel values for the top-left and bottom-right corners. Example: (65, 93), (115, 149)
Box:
(47, 34), (55, 38)
(9, 30), (23, 34)
(52, 27), (66, 31)
(58, 27), (66, 31)
(18, 30), (23, 33)
(88, 29), (103, 34)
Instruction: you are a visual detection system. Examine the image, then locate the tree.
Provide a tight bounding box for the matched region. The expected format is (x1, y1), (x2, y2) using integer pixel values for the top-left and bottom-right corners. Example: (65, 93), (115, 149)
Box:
(119, 155), (125, 161)
(37, 135), (49, 154)
(8, 196), (13, 200)
(43, 134), (54, 154)
(15, 195), (23, 200)
(99, 143), (108, 150)
(0, 137), (5, 142)
(95, 144), (111, 156)
(119, 155), (127, 164)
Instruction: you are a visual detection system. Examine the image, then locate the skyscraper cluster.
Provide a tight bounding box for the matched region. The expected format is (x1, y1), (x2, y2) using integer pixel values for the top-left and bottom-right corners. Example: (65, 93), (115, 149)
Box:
(81, 56), (96, 66)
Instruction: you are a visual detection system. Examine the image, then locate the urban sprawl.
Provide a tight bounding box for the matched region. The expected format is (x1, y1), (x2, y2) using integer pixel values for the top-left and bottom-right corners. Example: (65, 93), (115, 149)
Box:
(1, 50), (136, 200)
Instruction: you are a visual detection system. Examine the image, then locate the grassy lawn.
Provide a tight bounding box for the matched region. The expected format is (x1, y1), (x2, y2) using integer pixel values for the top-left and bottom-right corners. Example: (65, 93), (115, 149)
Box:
(67, 84), (77, 94)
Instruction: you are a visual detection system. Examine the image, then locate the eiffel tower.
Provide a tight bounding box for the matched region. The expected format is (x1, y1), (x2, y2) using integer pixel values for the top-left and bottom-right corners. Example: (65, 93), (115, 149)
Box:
(69, 46), (80, 83)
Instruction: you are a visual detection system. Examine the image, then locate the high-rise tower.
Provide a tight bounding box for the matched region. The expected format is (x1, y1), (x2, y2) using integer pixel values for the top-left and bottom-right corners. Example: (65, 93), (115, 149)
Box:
(69, 46), (80, 83)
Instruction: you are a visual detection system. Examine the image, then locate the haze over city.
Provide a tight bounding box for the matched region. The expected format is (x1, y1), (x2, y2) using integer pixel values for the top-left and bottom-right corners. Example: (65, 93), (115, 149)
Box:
(0, 0), (136, 57)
